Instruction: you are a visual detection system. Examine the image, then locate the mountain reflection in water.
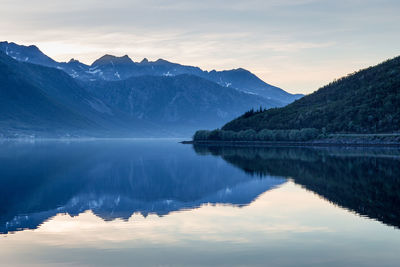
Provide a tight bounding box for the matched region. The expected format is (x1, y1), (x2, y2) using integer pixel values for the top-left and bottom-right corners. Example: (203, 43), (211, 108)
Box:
(1, 140), (399, 236)
(0, 140), (285, 234)
(193, 145), (400, 229)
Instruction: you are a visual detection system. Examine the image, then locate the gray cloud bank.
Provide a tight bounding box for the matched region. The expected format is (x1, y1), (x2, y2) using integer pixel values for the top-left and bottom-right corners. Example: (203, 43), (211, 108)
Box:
(1, 0), (399, 93)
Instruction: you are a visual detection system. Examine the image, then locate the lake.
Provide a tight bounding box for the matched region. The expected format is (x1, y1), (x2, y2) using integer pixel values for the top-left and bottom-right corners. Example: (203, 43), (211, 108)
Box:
(0, 139), (399, 266)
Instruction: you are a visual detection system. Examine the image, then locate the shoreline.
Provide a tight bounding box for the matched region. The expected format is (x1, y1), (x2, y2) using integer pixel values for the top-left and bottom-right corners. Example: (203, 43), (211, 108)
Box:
(181, 140), (400, 147)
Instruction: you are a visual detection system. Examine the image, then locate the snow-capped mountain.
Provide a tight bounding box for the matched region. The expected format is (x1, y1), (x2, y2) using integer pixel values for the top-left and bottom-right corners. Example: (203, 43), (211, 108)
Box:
(0, 41), (302, 105)
(0, 48), (276, 137)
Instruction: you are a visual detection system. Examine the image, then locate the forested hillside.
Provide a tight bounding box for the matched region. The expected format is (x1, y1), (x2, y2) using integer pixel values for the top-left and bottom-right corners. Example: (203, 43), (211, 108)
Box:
(193, 56), (400, 141)
(222, 56), (400, 134)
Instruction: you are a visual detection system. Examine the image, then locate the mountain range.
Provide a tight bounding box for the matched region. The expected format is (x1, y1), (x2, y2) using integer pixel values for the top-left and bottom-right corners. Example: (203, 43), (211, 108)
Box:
(0, 41), (302, 137)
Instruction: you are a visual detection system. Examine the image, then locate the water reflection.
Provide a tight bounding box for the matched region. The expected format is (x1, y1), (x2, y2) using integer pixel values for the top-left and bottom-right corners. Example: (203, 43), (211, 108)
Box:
(1, 141), (400, 266)
(0, 140), (285, 234)
(193, 145), (400, 228)
(1, 140), (400, 236)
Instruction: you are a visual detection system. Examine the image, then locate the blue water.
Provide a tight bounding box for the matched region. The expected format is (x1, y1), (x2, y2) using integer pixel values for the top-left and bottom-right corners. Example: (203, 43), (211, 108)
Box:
(0, 139), (399, 266)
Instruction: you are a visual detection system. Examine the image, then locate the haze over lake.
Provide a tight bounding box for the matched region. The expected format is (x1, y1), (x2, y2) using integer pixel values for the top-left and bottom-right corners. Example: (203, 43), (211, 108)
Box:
(1, 140), (399, 266)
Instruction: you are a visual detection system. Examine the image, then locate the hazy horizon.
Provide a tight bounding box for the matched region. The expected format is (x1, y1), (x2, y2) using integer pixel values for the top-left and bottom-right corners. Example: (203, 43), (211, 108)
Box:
(1, 0), (399, 94)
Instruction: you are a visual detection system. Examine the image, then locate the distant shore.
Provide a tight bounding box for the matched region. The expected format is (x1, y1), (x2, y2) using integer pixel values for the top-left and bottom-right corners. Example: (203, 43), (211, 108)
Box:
(181, 139), (400, 147)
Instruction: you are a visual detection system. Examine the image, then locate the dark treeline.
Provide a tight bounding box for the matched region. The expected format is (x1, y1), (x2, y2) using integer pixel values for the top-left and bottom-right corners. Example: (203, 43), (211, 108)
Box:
(193, 128), (320, 141)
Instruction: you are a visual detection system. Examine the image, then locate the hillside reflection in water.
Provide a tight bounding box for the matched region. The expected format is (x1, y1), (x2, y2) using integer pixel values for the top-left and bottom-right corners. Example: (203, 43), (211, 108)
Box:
(0, 140), (399, 267)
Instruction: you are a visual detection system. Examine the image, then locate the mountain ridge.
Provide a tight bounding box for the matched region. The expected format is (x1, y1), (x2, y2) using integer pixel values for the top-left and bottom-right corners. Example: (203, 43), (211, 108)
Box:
(0, 41), (302, 105)
(83, 73), (278, 133)
(0, 49), (278, 137)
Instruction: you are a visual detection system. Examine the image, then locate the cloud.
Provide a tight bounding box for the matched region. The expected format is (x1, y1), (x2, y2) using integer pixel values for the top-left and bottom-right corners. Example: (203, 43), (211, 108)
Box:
(1, 0), (399, 93)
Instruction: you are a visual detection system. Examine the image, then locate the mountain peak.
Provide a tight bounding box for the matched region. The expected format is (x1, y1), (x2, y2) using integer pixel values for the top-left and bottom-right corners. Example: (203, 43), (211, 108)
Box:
(228, 68), (250, 74)
(0, 41), (56, 66)
(235, 67), (247, 72)
(0, 41), (40, 53)
(91, 54), (134, 66)
(155, 58), (171, 64)
(140, 58), (149, 64)
(27, 44), (40, 50)
(68, 58), (80, 64)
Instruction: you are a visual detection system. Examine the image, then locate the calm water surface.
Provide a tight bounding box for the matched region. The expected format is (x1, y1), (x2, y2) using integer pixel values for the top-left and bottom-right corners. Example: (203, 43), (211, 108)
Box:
(0, 139), (399, 266)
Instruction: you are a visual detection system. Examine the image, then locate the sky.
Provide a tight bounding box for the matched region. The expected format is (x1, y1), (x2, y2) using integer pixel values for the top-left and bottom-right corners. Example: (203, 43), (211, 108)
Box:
(1, 0), (399, 94)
